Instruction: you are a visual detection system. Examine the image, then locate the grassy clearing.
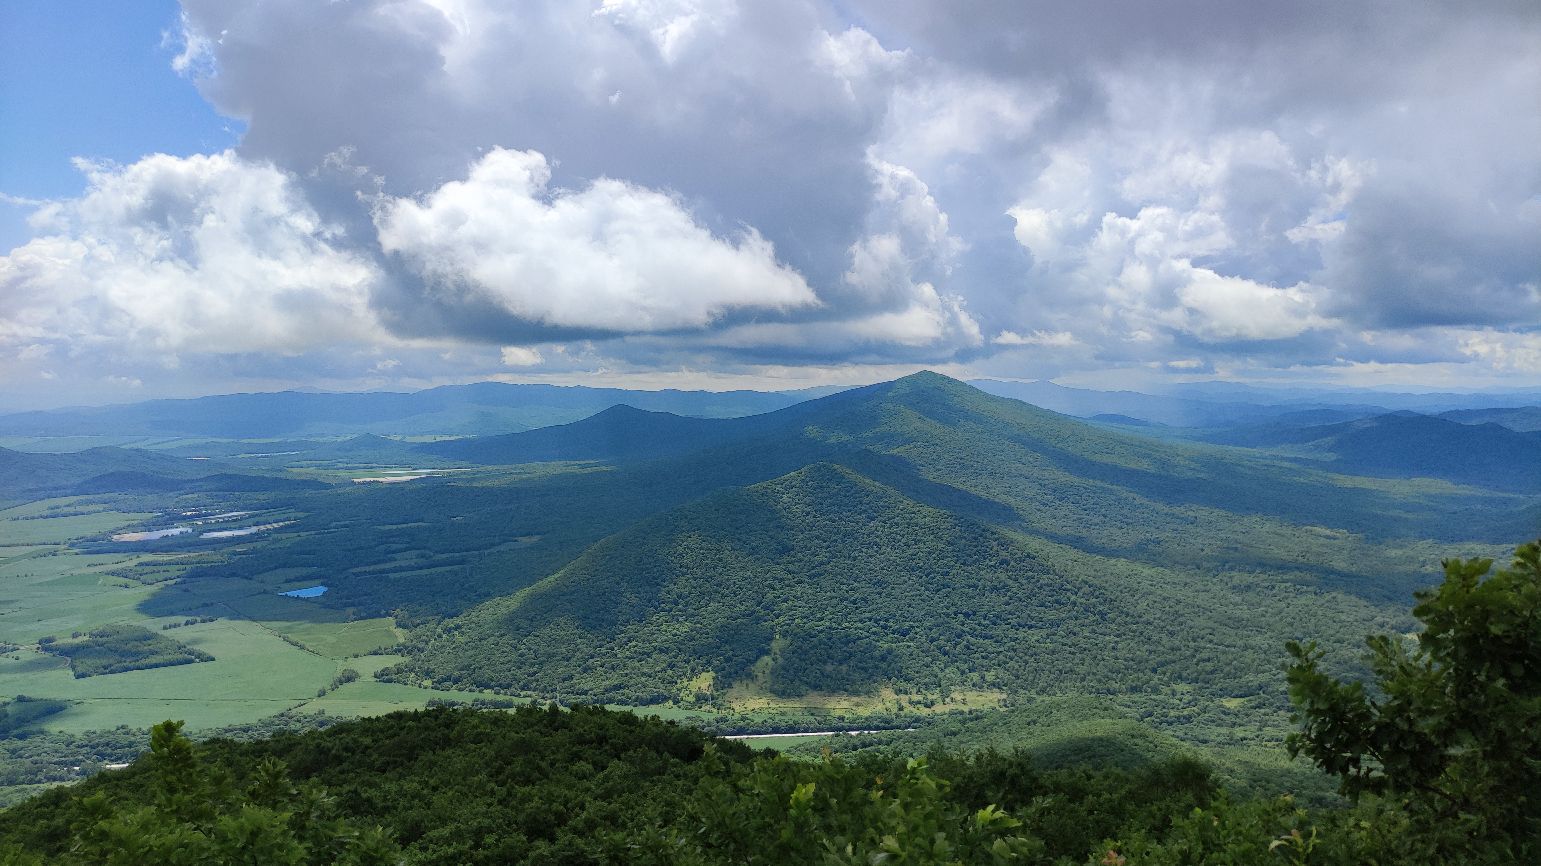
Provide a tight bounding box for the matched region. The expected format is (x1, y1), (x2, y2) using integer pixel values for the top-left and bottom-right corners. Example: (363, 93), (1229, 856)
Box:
(0, 546), (56, 564)
(1, 619), (337, 702)
(0, 551), (160, 645)
(0, 619), (338, 732)
(721, 682), (1007, 715)
(0, 502), (155, 545)
(293, 680), (475, 717)
(345, 654), (406, 679)
(0, 783), (64, 809)
(725, 733), (844, 750)
(0, 497), (440, 736)
(269, 618), (402, 658)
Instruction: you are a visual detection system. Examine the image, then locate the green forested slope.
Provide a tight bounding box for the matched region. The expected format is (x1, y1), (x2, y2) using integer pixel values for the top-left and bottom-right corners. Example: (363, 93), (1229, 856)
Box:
(393, 463), (1407, 705)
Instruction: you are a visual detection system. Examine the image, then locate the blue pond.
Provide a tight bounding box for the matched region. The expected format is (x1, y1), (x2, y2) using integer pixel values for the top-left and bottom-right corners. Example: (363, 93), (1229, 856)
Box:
(279, 585), (329, 598)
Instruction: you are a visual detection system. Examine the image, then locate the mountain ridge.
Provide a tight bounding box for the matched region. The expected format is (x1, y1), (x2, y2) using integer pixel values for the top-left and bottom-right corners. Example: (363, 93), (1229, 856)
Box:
(387, 372), (1500, 704)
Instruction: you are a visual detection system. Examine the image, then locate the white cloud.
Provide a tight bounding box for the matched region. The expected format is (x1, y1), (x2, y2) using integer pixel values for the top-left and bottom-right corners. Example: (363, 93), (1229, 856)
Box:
(879, 71), (1048, 167)
(500, 346), (544, 366)
(1000, 123), (1347, 352)
(6, 0), (1537, 398)
(994, 330), (1078, 347)
(1457, 330), (1541, 373)
(709, 282), (980, 354)
(0, 151), (384, 359)
(824, 156), (980, 354)
(167, 9), (217, 77)
(1172, 269), (1327, 342)
(594, 0), (734, 64)
(817, 27), (908, 97)
(375, 147), (819, 333)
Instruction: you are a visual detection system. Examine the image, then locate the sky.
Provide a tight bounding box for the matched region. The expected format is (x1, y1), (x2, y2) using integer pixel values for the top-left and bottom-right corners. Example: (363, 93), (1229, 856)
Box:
(1, 0), (1538, 407)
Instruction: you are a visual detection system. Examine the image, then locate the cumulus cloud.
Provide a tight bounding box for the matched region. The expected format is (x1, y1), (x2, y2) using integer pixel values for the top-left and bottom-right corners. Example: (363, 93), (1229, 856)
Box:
(374, 147), (819, 333)
(5, 0), (1539, 399)
(994, 330), (1077, 348)
(499, 346), (545, 367)
(1458, 331), (1541, 374)
(0, 151), (383, 358)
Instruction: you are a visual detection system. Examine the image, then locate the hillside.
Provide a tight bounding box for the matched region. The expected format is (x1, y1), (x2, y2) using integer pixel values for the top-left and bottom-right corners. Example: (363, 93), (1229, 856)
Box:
(397, 461), (1410, 705)
(388, 373), (1525, 704)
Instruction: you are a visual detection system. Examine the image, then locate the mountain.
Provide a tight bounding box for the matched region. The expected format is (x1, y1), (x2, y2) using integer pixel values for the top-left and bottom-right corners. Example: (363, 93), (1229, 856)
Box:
(386, 372), (1525, 704)
(418, 405), (739, 464)
(0, 382), (828, 439)
(400, 460), (1381, 705)
(1087, 413), (1159, 427)
(1205, 412), (1541, 492)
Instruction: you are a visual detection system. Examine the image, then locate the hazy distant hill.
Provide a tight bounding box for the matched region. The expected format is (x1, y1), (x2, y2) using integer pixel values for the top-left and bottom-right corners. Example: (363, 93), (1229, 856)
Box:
(69, 471), (329, 495)
(1207, 412), (1541, 492)
(419, 405), (741, 464)
(1439, 405), (1541, 432)
(0, 382), (826, 439)
(968, 379), (1385, 428)
(0, 446), (207, 501)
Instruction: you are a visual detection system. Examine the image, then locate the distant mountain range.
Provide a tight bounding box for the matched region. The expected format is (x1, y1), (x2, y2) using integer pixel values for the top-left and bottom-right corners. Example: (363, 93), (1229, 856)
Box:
(0, 382), (829, 439)
(970, 379), (1541, 430)
(7, 376), (1541, 442)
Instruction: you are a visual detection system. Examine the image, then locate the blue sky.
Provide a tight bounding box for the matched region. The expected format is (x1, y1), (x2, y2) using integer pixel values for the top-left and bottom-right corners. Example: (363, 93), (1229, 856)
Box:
(0, 1), (240, 257)
(0, 3), (239, 240)
(0, 0), (1538, 407)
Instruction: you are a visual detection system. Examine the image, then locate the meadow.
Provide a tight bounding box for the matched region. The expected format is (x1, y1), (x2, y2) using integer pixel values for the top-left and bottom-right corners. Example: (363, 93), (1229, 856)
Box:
(0, 490), (472, 748)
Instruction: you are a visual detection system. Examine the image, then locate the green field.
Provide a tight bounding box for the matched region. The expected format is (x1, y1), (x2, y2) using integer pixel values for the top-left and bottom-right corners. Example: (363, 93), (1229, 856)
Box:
(0, 550), (162, 645)
(269, 618), (402, 658)
(0, 500), (155, 546)
(0, 499), (448, 740)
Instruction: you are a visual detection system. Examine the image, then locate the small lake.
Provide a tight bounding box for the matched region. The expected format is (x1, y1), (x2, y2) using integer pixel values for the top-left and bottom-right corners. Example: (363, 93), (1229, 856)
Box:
(201, 521), (292, 539)
(197, 511), (253, 523)
(112, 527), (191, 542)
(279, 585), (328, 598)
